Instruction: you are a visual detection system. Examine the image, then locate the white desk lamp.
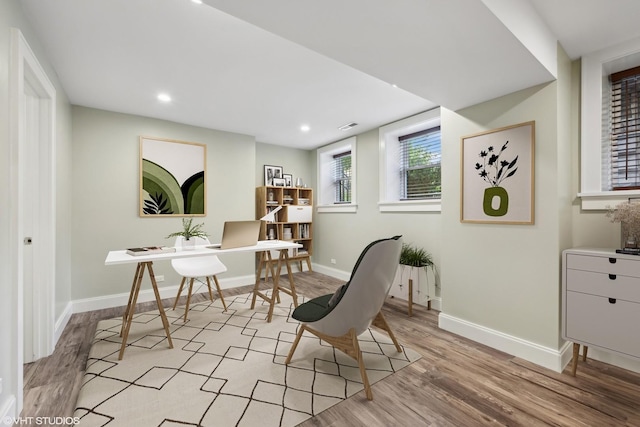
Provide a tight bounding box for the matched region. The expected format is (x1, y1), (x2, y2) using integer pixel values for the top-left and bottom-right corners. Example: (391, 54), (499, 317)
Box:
(260, 205), (282, 240)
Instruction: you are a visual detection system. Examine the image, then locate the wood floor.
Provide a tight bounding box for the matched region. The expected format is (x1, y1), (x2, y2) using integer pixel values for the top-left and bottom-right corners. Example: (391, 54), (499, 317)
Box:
(22, 271), (640, 426)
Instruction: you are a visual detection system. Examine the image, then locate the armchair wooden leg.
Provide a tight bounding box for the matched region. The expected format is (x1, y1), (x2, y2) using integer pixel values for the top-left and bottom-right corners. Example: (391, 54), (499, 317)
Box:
(372, 311), (402, 353)
(285, 324), (306, 364)
(350, 328), (373, 400)
(211, 275), (227, 311)
(173, 277), (186, 310)
(299, 326), (375, 400)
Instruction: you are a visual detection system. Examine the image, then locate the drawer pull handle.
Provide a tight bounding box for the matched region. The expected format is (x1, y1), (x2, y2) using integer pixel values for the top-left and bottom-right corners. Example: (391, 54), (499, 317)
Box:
(608, 298), (617, 304)
(609, 258), (617, 264)
(609, 274), (617, 280)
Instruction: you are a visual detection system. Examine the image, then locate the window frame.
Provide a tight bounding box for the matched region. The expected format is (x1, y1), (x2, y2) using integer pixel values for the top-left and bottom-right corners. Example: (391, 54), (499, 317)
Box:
(378, 108), (441, 212)
(580, 38), (640, 210)
(317, 137), (357, 213)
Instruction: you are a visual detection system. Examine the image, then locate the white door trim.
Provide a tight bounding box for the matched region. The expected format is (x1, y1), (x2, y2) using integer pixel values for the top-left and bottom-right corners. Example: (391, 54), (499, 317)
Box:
(9, 27), (57, 414)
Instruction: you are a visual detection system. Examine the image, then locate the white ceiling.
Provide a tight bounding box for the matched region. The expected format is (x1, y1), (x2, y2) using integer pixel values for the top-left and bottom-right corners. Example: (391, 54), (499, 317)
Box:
(18, 0), (640, 150)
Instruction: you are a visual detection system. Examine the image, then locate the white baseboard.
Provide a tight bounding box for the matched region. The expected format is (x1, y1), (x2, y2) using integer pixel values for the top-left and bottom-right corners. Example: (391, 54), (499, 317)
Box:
(0, 395), (16, 422)
(54, 301), (73, 345)
(72, 275), (254, 314)
(439, 312), (567, 373)
(312, 263), (351, 281)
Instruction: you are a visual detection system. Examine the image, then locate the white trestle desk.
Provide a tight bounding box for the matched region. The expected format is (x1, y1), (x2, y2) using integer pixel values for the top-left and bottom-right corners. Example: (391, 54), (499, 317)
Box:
(105, 240), (302, 359)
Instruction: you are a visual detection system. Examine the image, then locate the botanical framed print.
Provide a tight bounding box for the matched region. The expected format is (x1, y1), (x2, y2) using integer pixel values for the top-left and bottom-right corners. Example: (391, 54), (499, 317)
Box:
(264, 165), (283, 186)
(283, 174), (293, 187)
(140, 136), (206, 216)
(461, 121), (535, 224)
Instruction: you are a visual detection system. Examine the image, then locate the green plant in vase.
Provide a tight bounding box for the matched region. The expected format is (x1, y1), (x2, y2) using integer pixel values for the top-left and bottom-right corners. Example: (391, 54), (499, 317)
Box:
(166, 218), (208, 250)
(399, 243), (433, 268)
(475, 141), (518, 217)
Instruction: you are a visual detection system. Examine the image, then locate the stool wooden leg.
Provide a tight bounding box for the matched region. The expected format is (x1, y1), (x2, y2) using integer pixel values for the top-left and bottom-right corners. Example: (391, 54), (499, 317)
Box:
(184, 278), (195, 322)
(173, 277), (186, 310)
(582, 345), (588, 361)
(212, 275), (227, 311)
(205, 276), (214, 301)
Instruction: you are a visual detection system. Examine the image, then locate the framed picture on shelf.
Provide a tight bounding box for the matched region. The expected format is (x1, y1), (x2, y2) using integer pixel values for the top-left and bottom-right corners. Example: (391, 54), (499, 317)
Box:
(264, 165), (283, 186)
(273, 177), (286, 187)
(283, 174), (293, 187)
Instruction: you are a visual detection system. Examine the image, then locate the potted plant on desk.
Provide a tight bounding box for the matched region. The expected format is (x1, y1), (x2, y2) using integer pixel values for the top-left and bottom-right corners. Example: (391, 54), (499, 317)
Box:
(166, 218), (208, 250)
(390, 243), (436, 316)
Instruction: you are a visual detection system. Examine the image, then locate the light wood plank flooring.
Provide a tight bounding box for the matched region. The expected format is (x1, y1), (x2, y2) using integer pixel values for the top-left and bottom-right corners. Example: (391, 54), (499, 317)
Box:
(21, 272), (640, 426)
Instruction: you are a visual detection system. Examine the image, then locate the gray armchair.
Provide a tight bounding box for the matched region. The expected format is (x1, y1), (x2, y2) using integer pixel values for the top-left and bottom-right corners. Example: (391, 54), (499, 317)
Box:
(285, 235), (403, 400)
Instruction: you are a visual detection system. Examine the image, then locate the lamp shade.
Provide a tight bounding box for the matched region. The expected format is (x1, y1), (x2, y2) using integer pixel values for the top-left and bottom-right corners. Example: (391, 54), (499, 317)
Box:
(260, 205), (282, 222)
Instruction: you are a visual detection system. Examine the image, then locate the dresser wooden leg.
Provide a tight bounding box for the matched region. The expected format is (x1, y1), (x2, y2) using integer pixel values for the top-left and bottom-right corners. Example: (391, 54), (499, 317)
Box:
(582, 345), (588, 361)
(571, 342), (580, 376)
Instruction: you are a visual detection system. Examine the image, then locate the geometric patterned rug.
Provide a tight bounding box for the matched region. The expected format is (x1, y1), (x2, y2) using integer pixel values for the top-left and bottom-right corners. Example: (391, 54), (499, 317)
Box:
(73, 292), (421, 427)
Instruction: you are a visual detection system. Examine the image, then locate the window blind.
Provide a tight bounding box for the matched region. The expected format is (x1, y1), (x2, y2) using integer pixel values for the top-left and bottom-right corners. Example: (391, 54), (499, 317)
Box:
(399, 126), (441, 199)
(610, 66), (640, 190)
(332, 151), (351, 203)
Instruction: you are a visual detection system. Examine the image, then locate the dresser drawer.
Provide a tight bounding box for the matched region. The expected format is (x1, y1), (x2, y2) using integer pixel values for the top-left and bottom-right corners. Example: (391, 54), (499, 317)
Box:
(566, 269), (640, 302)
(566, 253), (640, 278)
(566, 291), (640, 358)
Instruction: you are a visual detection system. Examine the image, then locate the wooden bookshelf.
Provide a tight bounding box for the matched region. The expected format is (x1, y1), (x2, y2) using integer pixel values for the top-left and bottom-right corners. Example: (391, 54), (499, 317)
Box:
(256, 185), (313, 271)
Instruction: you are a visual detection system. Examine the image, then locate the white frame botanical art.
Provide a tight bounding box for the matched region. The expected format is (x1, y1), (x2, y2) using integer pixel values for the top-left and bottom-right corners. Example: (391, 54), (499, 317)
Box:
(139, 136), (206, 217)
(461, 121), (535, 224)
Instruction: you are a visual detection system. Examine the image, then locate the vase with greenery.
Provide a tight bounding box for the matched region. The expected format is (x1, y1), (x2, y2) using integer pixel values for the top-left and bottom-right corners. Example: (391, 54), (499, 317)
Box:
(391, 243), (436, 314)
(166, 218), (208, 250)
(399, 243), (433, 267)
(606, 202), (640, 249)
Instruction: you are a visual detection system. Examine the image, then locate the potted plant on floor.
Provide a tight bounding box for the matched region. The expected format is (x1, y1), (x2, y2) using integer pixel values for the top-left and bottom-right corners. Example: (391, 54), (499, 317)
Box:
(390, 243), (437, 316)
(166, 217), (208, 250)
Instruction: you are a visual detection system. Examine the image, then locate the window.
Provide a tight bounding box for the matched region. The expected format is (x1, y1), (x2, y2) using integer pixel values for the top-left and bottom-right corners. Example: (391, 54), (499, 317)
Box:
(332, 150), (352, 203)
(379, 108), (441, 212)
(399, 127), (441, 199)
(317, 137), (357, 212)
(609, 66), (640, 190)
(580, 40), (640, 209)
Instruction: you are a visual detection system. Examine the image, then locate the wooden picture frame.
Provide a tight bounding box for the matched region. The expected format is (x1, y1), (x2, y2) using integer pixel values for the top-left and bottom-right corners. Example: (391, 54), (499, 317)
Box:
(140, 136), (206, 216)
(461, 121), (535, 224)
(264, 165), (283, 186)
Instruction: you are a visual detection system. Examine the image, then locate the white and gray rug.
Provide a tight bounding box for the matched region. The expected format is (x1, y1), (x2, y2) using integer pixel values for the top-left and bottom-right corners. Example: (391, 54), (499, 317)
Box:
(74, 292), (421, 426)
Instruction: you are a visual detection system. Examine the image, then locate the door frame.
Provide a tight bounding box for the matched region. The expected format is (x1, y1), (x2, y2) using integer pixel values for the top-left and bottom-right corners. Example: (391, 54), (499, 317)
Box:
(8, 27), (57, 413)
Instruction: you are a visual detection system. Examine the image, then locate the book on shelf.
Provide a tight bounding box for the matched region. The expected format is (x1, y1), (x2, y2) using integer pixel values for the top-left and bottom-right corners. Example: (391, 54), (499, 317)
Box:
(126, 246), (176, 256)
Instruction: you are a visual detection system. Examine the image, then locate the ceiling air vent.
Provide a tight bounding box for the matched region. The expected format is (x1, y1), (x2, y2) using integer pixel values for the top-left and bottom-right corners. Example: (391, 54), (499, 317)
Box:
(338, 122), (358, 131)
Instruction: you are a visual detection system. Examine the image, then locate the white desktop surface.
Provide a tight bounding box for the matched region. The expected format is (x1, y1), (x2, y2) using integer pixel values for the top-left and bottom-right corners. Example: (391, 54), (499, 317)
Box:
(105, 240), (302, 265)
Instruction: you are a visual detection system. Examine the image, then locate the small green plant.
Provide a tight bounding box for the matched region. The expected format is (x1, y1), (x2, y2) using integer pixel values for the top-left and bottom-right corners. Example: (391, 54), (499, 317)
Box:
(166, 218), (208, 241)
(399, 243), (433, 267)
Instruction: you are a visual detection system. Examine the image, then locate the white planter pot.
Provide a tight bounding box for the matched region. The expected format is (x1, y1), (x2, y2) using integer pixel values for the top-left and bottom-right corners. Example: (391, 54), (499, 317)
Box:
(389, 264), (436, 307)
(182, 238), (196, 250)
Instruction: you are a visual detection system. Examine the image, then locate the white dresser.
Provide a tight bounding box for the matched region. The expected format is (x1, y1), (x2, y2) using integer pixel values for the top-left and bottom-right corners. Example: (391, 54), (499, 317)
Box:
(562, 248), (640, 375)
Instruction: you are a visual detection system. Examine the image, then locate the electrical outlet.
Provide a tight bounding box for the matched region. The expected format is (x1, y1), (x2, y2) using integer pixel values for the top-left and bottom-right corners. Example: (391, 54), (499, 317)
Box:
(155, 275), (164, 282)
(330, 258), (336, 265)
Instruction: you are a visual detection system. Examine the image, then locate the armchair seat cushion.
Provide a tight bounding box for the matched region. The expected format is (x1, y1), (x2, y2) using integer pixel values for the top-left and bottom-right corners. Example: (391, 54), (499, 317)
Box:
(291, 294), (334, 322)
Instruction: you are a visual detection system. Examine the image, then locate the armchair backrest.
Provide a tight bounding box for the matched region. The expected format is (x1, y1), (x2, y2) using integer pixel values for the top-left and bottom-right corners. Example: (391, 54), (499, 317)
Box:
(312, 236), (402, 336)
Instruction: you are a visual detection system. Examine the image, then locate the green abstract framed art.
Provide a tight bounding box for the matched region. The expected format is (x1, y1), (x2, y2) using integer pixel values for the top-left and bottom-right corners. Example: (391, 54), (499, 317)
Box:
(139, 136), (206, 217)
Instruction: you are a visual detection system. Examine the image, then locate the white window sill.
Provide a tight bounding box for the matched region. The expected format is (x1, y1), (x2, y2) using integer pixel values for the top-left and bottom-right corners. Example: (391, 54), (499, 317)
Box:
(317, 204), (358, 213)
(378, 200), (441, 213)
(578, 190), (640, 210)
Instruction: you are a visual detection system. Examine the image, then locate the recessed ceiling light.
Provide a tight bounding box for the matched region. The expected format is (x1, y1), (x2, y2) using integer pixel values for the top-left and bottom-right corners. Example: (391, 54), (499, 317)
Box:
(300, 125), (310, 132)
(191, 0), (203, 4)
(157, 93), (172, 102)
(391, 84), (398, 88)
